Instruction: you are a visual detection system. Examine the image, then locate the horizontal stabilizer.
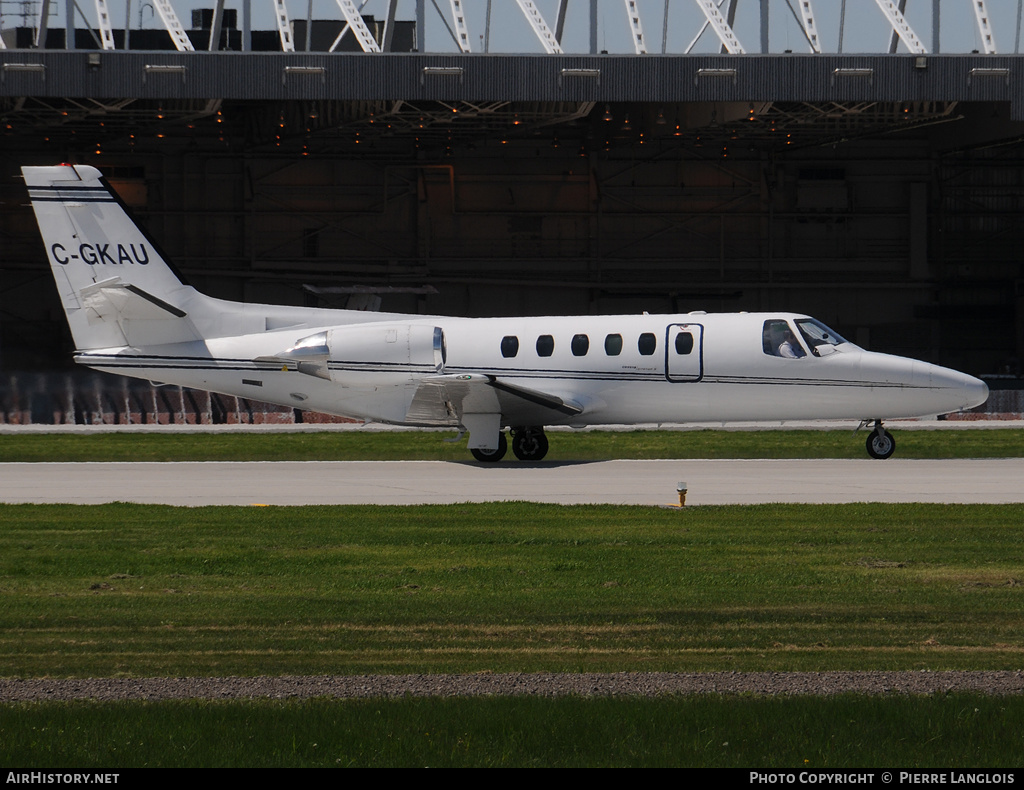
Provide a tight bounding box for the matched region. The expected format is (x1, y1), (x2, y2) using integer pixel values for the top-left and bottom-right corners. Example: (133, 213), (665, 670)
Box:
(72, 277), (200, 347)
(80, 278), (187, 321)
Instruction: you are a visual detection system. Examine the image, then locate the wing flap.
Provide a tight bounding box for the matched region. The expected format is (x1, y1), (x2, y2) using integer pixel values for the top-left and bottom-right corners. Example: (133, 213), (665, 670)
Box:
(404, 373), (583, 425)
(487, 377), (583, 416)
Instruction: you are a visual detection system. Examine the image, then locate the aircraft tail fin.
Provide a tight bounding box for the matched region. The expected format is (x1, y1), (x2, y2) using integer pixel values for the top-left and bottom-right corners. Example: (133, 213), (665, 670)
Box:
(22, 164), (200, 350)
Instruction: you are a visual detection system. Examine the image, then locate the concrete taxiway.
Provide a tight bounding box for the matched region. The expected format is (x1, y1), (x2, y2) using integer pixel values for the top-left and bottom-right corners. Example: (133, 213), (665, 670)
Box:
(1, 459), (1021, 506)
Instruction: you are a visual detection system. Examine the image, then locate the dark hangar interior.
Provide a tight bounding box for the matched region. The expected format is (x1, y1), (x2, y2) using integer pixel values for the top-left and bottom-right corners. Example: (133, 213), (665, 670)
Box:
(2, 1), (1023, 422)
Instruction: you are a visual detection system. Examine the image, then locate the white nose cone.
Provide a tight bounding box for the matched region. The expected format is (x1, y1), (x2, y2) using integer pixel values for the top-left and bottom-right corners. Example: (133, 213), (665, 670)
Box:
(913, 361), (989, 414)
(964, 373), (990, 411)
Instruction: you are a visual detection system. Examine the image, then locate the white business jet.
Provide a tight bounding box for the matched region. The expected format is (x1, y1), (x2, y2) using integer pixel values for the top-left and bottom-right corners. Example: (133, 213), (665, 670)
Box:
(23, 164), (989, 461)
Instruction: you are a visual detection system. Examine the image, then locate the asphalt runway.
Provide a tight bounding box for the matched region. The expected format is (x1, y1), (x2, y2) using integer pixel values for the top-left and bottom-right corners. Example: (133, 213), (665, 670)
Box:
(1, 458), (1022, 506)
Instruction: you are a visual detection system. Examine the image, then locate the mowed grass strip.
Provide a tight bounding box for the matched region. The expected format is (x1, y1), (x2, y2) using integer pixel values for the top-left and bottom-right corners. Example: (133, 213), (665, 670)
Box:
(3, 694), (1024, 768)
(1, 502), (1023, 676)
(0, 428), (1022, 462)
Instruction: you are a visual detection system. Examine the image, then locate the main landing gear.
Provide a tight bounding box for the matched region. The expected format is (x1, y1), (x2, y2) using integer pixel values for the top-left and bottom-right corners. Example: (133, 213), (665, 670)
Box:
(510, 427), (549, 461)
(469, 427), (549, 463)
(470, 432), (507, 463)
(865, 419), (896, 460)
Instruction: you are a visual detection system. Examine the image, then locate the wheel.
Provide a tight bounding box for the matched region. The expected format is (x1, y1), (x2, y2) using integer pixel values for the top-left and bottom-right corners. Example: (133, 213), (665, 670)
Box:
(470, 432), (507, 462)
(866, 428), (896, 460)
(511, 427), (549, 461)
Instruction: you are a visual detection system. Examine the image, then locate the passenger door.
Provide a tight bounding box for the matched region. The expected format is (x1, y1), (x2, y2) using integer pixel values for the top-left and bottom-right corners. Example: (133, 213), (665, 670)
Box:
(665, 323), (703, 382)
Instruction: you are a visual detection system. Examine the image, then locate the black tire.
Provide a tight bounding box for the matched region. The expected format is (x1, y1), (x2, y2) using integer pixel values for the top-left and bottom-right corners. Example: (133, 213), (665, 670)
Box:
(866, 429), (896, 460)
(511, 427), (549, 461)
(471, 432), (507, 462)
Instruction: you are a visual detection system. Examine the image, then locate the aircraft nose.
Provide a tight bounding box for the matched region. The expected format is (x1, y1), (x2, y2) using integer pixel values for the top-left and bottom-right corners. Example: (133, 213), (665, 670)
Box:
(913, 362), (990, 412)
(965, 374), (990, 411)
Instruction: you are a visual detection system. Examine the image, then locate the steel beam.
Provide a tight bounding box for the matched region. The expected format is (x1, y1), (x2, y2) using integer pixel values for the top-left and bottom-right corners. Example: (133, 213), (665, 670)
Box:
(65, 0), (74, 49)
(208, 0), (225, 50)
(662, 0), (670, 53)
(692, 0), (745, 54)
(514, 0), (563, 55)
(762, 0), (770, 53)
(35, 0), (51, 49)
(972, 0), (997, 54)
(449, 0), (472, 52)
(722, 0), (738, 54)
(874, 0), (927, 54)
(887, 0), (907, 54)
(382, 0), (399, 51)
(272, 0), (295, 52)
(94, 0), (115, 49)
(686, 0), (726, 55)
(796, 0), (822, 53)
(152, 0), (195, 51)
(334, 0), (381, 52)
(624, 0), (647, 54)
(555, 0), (568, 44)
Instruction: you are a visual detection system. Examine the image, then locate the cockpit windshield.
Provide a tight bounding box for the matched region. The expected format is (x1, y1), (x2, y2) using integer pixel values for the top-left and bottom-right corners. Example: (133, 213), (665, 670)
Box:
(795, 319), (849, 353)
(763, 318), (851, 359)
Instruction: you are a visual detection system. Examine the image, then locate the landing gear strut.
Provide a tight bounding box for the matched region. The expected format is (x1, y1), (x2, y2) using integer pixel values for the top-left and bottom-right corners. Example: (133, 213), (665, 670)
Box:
(865, 420), (896, 460)
(471, 431), (507, 462)
(511, 427), (549, 461)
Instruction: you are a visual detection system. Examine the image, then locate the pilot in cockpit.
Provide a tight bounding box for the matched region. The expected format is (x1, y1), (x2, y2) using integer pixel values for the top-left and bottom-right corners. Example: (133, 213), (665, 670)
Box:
(778, 327), (806, 358)
(763, 320), (806, 358)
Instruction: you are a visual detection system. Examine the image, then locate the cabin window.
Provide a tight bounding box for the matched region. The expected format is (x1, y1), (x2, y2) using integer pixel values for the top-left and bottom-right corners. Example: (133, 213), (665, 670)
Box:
(501, 336), (519, 358)
(571, 334), (590, 356)
(604, 334), (623, 356)
(536, 335), (555, 357)
(674, 332), (694, 355)
(762, 319), (806, 358)
(638, 333), (657, 356)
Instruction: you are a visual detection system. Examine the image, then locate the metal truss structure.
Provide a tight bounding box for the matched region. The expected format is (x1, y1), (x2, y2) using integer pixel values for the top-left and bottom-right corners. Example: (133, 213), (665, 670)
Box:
(1, 0), (1022, 55)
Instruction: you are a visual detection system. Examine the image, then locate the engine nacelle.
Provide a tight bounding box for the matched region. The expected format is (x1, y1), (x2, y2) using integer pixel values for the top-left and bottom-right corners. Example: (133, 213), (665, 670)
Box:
(273, 323), (446, 382)
(327, 323), (445, 375)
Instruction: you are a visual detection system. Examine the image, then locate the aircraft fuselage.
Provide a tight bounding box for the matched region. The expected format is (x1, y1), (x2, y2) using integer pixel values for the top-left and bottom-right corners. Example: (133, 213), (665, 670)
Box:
(74, 311), (987, 429)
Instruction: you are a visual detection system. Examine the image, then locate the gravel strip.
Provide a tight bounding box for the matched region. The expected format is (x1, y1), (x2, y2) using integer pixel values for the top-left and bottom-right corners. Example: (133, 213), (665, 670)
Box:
(3, 672), (1024, 701)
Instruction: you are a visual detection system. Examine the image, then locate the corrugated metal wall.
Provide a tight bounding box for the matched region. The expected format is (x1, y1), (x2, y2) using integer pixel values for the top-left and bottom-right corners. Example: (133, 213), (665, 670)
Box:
(2, 53), (1023, 114)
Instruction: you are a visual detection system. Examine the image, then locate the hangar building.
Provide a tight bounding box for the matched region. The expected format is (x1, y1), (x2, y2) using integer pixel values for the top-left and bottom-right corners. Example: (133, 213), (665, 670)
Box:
(1, 0), (1022, 422)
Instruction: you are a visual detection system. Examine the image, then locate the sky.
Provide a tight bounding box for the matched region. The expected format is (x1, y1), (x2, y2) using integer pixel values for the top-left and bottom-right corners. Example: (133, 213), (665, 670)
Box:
(2, 0), (1020, 54)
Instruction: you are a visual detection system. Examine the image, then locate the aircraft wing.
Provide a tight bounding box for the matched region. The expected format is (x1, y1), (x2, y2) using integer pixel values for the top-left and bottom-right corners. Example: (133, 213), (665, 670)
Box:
(405, 373), (583, 426)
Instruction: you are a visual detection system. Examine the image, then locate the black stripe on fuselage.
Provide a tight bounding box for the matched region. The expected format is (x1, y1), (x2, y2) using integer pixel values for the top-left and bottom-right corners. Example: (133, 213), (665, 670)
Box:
(73, 354), (930, 390)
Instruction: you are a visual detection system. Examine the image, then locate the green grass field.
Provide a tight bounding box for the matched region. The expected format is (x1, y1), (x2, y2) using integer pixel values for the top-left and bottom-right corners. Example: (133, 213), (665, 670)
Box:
(1, 427), (1022, 462)
(4, 694), (1024, 768)
(2, 502), (1022, 676)
(3, 456), (1023, 766)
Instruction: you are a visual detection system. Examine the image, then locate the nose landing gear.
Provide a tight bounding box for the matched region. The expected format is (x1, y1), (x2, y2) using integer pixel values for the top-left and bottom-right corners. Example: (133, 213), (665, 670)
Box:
(865, 420), (896, 460)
